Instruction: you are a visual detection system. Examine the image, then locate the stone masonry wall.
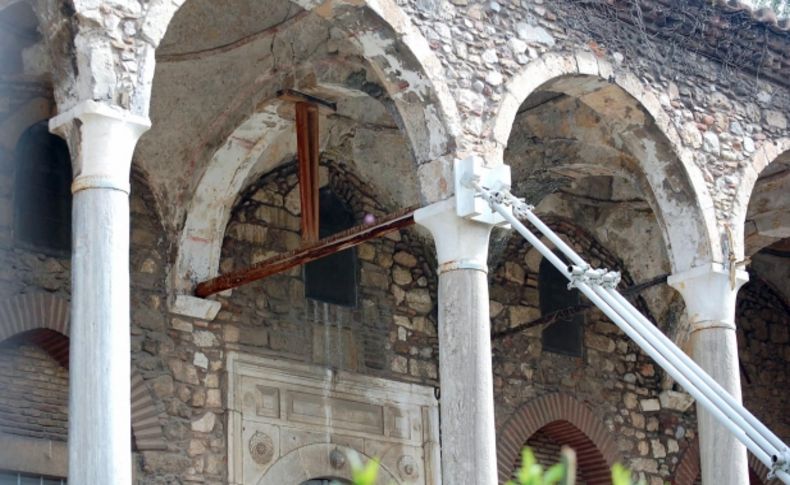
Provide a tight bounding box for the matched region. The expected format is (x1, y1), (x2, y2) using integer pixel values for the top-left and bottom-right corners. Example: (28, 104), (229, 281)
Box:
(491, 221), (698, 485)
(0, 342), (69, 442)
(215, 159), (439, 383)
(399, 0), (790, 228)
(130, 159), (442, 484)
(737, 275), (790, 443)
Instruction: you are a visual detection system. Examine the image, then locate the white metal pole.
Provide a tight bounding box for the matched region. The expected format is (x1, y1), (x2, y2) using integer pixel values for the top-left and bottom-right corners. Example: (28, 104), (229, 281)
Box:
(596, 285), (778, 459)
(605, 287), (786, 453)
(476, 188), (783, 473)
(492, 187), (783, 459)
(499, 205), (775, 467)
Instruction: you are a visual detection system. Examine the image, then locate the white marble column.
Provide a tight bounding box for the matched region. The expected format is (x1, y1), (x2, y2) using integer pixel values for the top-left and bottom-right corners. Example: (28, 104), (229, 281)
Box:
(668, 263), (749, 485)
(50, 101), (150, 485)
(415, 198), (498, 485)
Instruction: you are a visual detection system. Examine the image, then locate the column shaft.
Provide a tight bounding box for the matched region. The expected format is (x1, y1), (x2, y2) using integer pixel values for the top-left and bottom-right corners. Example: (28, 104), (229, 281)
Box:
(415, 198), (497, 485)
(669, 263), (749, 485)
(51, 101), (150, 485)
(70, 188), (132, 484)
(438, 268), (497, 484)
(691, 327), (748, 485)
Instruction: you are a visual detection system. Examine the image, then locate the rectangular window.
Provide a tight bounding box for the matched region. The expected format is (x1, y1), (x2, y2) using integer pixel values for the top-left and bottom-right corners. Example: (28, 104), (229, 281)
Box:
(304, 188), (358, 307)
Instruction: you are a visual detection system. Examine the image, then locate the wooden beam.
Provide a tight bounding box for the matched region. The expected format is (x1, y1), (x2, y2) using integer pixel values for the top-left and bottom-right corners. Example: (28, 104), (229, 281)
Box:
(295, 102), (320, 242)
(194, 207), (417, 298)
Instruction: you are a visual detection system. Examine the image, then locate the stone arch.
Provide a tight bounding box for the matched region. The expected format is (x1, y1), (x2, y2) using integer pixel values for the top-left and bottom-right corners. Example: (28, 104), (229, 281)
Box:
(491, 50), (719, 274)
(141, 0), (459, 167)
(0, 293), (167, 451)
(496, 393), (620, 483)
(673, 438), (777, 485)
(159, 1), (461, 294)
(732, 137), (790, 258)
(0, 0), (24, 11)
(257, 443), (401, 485)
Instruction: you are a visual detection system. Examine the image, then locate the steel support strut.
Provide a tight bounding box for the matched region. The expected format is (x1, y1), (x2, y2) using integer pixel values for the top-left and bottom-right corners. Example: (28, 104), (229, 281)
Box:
(464, 176), (790, 484)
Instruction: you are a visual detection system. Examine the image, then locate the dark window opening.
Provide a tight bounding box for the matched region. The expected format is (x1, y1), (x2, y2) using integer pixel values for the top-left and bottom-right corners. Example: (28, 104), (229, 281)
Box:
(14, 121), (72, 255)
(539, 257), (583, 356)
(304, 188), (358, 306)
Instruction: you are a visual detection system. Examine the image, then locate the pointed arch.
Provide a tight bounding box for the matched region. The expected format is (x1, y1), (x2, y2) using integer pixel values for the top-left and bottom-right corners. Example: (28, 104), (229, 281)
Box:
(490, 50), (720, 274)
(0, 293), (167, 451)
(155, 0), (461, 295)
(496, 393), (620, 484)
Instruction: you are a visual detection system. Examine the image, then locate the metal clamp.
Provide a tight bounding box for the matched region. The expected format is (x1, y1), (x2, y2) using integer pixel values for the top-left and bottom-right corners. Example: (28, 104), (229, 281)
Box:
(567, 264), (591, 289)
(601, 271), (622, 289)
(770, 449), (790, 481)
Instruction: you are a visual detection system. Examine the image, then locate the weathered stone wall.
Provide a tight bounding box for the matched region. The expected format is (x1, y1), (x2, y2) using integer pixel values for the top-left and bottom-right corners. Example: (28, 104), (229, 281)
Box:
(128, 159), (442, 483)
(737, 275), (790, 443)
(0, 342), (68, 442)
(400, 0), (790, 230)
(215, 159), (439, 382)
(491, 222), (698, 485)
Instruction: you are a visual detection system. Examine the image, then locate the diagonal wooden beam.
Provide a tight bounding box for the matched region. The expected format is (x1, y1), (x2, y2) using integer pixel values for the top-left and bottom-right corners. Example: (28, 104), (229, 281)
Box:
(295, 101), (320, 243)
(194, 207), (417, 298)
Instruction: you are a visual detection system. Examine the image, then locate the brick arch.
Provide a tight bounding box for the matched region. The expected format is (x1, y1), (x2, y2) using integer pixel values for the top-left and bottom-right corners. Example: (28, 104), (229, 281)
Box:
(496, 393), (620, 484)
(0, 293), (167, 451)
(673, 437), (777, 485)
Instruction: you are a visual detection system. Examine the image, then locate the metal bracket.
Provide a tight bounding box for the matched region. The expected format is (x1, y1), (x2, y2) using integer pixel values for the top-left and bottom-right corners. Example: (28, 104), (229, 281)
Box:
(455, 156), (511, 226)
(770, 449), (790, 481)
(567, 265), (620, 290)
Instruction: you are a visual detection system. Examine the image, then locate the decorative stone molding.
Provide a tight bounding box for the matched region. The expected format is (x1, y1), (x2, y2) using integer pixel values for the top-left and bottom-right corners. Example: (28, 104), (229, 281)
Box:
(496, 393), (620, 484)
(226, 352), (440, 485)
(0, 293), (167, 451)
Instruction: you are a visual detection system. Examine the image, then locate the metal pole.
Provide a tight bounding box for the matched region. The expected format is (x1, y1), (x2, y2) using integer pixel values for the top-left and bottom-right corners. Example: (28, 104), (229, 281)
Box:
(470, 182), (789, 482)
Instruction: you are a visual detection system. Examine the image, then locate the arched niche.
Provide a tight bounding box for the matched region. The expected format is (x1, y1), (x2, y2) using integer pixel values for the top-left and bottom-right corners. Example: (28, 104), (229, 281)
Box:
(0, 292), (168, 451)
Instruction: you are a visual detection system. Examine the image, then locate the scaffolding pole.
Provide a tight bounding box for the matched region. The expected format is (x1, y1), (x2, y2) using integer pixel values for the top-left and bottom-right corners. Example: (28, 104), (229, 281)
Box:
(467, 178), (790, 484)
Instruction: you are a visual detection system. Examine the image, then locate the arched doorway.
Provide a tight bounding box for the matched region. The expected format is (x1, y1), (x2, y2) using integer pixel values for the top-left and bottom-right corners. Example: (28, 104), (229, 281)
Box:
(497, 394), (620, 484)
(519, 420), (611, 484)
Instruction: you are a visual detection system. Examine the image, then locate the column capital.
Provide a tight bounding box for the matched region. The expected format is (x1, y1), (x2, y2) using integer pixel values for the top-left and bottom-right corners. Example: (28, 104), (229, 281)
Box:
(415, 198), (494, 274)
(668, 262), (748, 331)
(50, 100), (151, 194)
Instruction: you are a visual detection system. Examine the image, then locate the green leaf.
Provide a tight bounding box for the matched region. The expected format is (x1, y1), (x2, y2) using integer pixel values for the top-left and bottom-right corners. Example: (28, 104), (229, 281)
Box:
(351, 457), (380, 485)
(543, 463), (566, 484)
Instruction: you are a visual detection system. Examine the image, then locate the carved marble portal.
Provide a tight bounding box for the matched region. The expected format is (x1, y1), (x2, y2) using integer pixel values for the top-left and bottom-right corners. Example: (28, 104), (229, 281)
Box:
(227, 353), (441, 485)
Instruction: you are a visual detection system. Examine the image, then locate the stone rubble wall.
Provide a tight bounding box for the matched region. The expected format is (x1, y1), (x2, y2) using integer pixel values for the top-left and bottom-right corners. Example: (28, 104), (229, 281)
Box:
(737, 276), (790, 443)
(491, 220), (698, 485)
(398, 0), (790, 229)
(0, 343), (69, 442)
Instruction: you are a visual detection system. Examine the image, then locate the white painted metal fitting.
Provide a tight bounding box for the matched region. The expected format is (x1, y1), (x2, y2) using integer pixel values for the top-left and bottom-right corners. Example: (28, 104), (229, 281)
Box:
(601, 271), (622, 289)
(567, 264), (591, 289)
(455, 156), (511, 226)
(770, 449), (790, 481)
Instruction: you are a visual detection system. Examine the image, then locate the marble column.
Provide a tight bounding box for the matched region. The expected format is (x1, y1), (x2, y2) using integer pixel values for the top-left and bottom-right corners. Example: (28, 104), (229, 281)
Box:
(415, 198), (497, 485)
(669, 263), (749, 485)
(51, 101), (150, 485)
